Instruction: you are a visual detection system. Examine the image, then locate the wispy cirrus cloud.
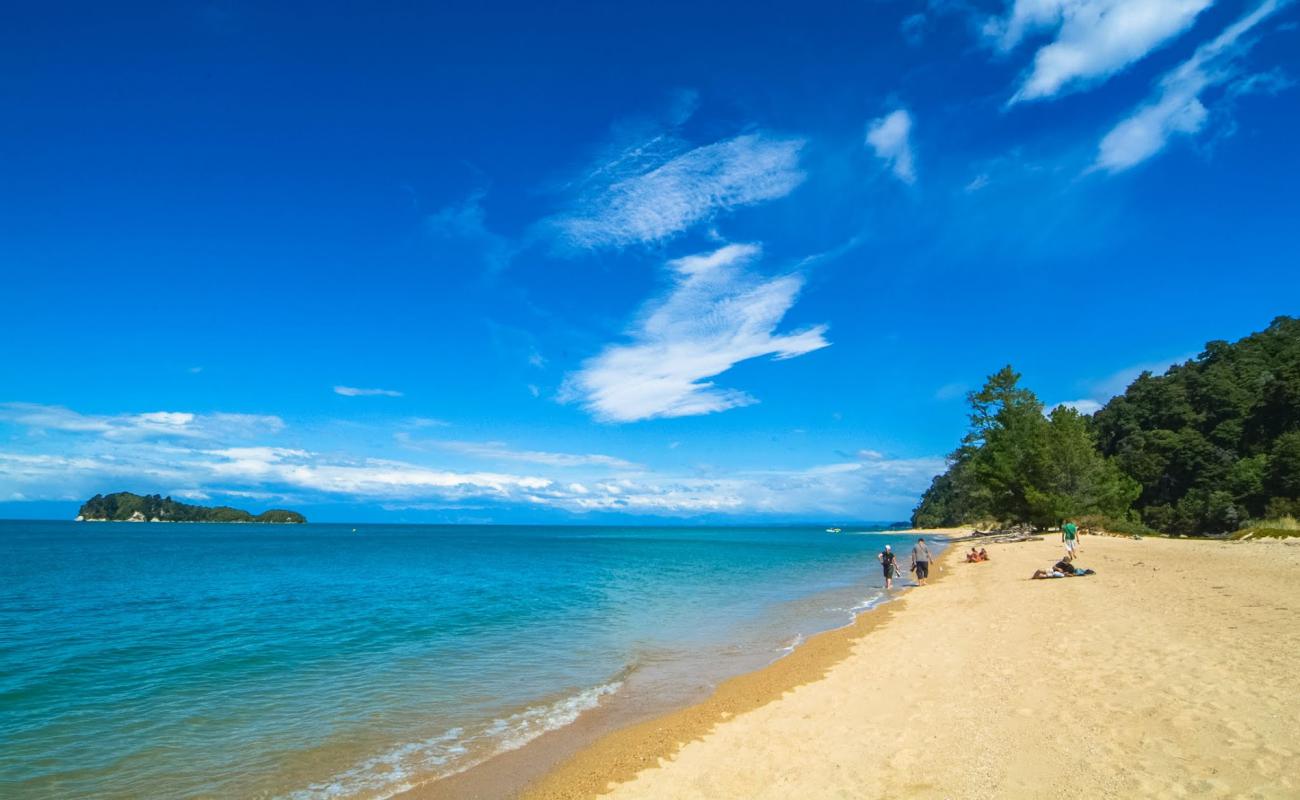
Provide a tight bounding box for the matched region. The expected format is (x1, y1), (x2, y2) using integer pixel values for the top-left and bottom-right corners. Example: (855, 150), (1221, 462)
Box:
(1088, 352), (1197, 397)
(396, 435), (641, 469)
(865, 109), (916, 184)
(561, 243), (830, 422)
(1051, 398), (1105, 415)
(404, 417), (451, 428)
(1092, 0), (1292, 173)
(548, 132), (806, 249)
(1047, 351), (1197, 413)
(334, 386), (404, 397)
(901, 12), (929, 45)
(934, 382), (969, 401)
(425, 188), (515, 272)
(0, 402), (283, 441)
(202, 447), (553, 498)
(0, 401), (940, 518)
(987, 0), (1213, 104)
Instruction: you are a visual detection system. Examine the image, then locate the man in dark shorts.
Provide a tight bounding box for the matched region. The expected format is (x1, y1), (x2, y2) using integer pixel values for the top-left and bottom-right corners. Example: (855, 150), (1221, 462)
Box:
(911, 537), (934, 585)
(878, 544), (898, 589)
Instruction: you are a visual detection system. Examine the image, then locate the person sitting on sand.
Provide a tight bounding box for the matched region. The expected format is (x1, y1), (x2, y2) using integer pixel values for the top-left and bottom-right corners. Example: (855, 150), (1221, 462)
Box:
(966, 547), (980, 563)
(977, 548), (989, 561)
(878, 544), (898, 589)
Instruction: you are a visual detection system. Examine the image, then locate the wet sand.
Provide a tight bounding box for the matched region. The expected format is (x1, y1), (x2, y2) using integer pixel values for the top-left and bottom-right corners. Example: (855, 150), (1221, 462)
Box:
(518, 533), (1300, 799)
(401, 532), (953, 800)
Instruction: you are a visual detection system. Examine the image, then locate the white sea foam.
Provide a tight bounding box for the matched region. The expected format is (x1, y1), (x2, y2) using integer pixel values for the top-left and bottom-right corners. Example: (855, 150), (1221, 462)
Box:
(778, 632), (805, 656)
(850, 590), (886, 613)
(486, 680), (621, 751)
(280, 681), (622, 800)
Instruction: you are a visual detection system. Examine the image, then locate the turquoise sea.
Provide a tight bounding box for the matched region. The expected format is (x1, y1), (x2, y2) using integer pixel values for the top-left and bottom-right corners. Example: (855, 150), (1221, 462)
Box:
(0, 521), (932, 799)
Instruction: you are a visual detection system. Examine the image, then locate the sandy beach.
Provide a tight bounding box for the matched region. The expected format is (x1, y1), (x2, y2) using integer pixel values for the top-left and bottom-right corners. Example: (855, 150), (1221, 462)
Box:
(513, 532), (1300, 799)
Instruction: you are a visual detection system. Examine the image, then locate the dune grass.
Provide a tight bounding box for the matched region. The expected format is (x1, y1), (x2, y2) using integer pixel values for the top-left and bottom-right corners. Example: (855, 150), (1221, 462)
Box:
(1232, 515), (1300, 540)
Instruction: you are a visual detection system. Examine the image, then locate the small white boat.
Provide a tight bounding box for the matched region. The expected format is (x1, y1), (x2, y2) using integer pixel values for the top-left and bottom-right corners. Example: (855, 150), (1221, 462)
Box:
(826, 527), (842, 533)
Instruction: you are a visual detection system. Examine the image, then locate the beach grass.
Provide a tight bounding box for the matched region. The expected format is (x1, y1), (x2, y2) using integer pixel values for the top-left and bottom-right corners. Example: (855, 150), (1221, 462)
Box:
(1233, 515), (1300, 539)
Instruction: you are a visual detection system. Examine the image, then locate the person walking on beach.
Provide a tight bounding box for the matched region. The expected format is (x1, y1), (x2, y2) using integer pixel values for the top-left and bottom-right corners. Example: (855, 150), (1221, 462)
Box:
(878, 544), (898, 589)
(1062, 521), (1080, 560)
(910, 537), (933, 586)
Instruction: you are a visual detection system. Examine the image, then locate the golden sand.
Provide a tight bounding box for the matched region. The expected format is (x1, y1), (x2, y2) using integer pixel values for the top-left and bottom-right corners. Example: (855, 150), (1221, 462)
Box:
(519, 533), (1300, 799)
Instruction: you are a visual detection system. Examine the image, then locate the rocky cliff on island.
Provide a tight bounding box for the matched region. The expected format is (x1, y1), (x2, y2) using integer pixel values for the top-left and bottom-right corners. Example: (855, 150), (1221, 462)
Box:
(77, 492), (306, 523)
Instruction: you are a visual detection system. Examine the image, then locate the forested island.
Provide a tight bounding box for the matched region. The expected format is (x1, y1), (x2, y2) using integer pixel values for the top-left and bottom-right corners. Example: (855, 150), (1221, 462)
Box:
(77, 492), (306, 523)
(913, 316), (1300, 537)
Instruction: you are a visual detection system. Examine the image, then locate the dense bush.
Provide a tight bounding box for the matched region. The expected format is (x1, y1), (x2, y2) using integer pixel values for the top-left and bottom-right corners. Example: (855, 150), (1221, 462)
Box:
(1093, 316), (1300, 534)
(913, 317), (1300, 536)
(912, 367), (1138, 530)
(79, 492), (306, 523)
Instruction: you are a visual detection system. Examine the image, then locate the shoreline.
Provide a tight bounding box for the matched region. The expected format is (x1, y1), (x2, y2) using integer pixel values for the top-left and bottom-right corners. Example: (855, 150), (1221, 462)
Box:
(399, 529), (963, 800)
(519, 532), (960, 800)
(519, 533), (1300, 799)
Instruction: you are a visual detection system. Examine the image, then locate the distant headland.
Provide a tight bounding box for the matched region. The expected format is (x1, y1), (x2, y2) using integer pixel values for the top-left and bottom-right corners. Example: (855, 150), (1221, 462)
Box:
(76, 492), (306, 523)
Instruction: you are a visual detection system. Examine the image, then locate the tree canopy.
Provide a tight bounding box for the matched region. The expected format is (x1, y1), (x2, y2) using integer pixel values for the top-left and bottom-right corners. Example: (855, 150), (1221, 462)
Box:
(78, 492), (306, 524)
(1093, 316), (1300, 533)
(913, 367), (1137, 530)
(913, 317), (1300, 535)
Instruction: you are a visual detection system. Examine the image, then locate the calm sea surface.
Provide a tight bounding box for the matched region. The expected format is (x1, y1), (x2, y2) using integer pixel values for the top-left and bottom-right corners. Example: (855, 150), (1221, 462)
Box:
(0, 521), (929, 799)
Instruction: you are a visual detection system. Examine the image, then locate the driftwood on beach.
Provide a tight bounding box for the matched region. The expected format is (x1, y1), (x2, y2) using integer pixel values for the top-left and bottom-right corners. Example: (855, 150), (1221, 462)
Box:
(944, 530), (1043, 545)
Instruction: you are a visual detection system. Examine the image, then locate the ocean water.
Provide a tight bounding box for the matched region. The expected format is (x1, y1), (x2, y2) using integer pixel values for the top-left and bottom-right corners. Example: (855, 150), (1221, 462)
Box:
(0, 521), (931, 799)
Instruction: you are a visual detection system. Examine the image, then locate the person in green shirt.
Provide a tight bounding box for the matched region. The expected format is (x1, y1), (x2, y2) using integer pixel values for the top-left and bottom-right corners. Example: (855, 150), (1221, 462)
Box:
(1062, 521), (1080, 560)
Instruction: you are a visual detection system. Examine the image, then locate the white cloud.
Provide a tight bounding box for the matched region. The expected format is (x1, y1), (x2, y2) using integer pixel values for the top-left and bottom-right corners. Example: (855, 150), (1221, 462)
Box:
(550, 133), (806, 249)
(865, 109), (916, 184)
(0, 403), (283, 441)
(901, 12), (928, 46)
(405, 417), (451, 428)
(334, 386), (404, 397)
(562, 243), (830, 422)
(963, 172), (992, 193)
(1046, 352), (1197, 414)
(0, 451), (184, 500)
(403, 438), (641, 470)
(0, 441), (941, 518)
(0, 402), (946, 519)
(512, 456), (947, 516)
(425, 189), (513, 272)
(1093, 0), (1291, 173)
(1052, 398), (1105, 415)
(200, 447), (553, 498)
(935, 382), (968, 400)
(988, 0), (1212, 103)
(1089, 352), (1197, 397)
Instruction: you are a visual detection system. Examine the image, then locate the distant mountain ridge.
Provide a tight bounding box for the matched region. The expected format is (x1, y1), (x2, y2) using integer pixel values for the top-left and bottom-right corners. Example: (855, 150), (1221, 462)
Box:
(77, 492), (306, 523)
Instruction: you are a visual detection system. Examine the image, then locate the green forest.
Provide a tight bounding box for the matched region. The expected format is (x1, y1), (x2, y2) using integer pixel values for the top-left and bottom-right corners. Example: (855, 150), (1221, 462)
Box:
(78, 492), (306, 524)
(912, 316), (1300, 536)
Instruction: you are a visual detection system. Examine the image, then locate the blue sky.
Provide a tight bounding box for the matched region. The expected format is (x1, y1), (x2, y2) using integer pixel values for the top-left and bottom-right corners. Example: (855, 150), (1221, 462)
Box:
(2, 0), (1298, 523)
